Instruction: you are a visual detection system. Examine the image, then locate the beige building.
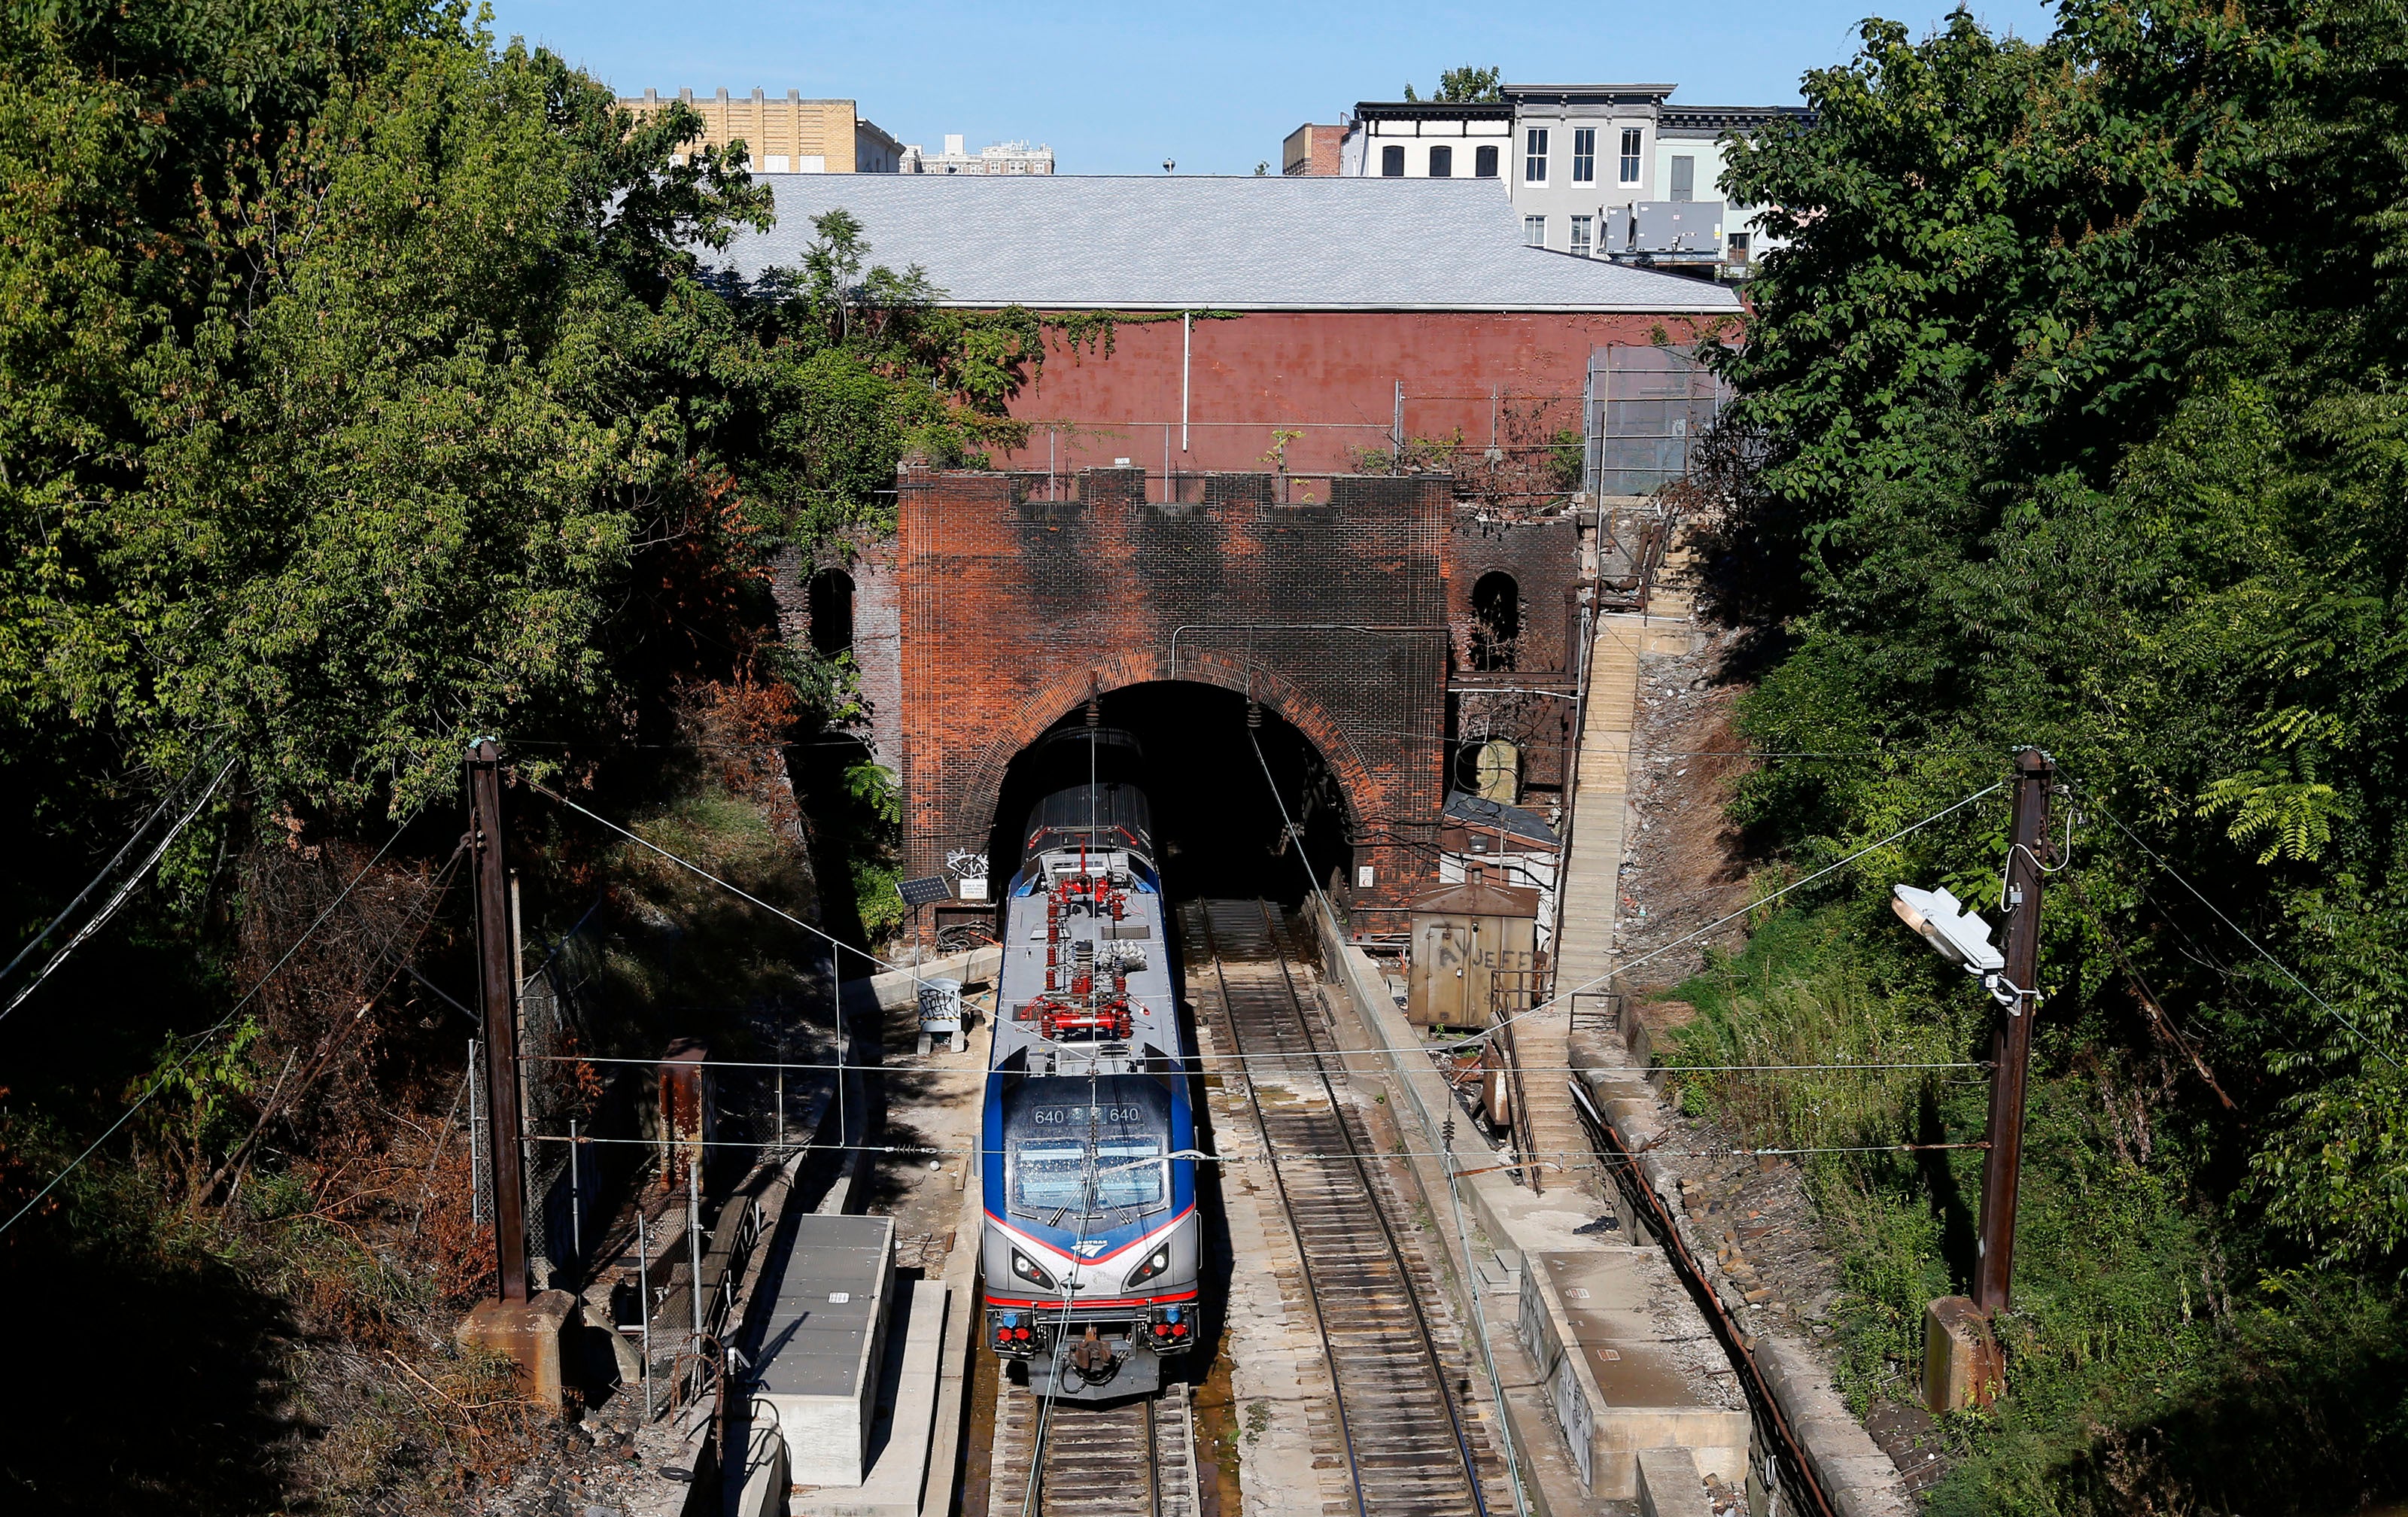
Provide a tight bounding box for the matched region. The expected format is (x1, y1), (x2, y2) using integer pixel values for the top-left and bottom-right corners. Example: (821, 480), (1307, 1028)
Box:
(620, 89), (904, 173)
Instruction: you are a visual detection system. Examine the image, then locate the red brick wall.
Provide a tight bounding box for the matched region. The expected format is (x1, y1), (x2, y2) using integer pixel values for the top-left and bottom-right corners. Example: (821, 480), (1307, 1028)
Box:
(1001, 309), (1716, 479)
(895, 467), (1455, 905)
(1448, 512), (1586, 679)
(1282, 123), (1345, 177)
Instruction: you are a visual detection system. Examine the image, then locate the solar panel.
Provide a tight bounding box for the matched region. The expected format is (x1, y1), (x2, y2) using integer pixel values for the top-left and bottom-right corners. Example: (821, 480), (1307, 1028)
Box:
(895, 875), (952, 908)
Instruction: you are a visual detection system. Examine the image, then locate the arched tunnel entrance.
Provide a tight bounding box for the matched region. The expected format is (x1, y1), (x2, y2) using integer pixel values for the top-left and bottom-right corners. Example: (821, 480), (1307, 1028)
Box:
(987, 683), (1353, 907)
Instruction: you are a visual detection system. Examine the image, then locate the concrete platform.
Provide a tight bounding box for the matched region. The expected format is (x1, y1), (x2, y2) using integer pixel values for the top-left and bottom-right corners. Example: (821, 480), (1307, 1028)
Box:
(1520, 1251), (1749, 1497)
(789, 1277), (951, 1517)
(756, 1215), (896, 1488)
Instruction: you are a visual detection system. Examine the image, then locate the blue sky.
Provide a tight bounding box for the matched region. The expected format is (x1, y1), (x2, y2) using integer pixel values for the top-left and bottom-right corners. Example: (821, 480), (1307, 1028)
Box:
(484, 0), (2057, 177)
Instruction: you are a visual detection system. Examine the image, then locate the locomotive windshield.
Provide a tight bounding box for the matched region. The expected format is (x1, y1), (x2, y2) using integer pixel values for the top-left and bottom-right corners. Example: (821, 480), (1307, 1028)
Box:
(1003, 1074), (1172, 1222)
(1014, 1143), (1090, 1212)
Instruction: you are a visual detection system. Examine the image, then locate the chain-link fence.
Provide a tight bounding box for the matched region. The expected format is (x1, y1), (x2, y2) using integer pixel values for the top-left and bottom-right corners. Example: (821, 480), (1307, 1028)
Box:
(1583, 345), (1731, 497)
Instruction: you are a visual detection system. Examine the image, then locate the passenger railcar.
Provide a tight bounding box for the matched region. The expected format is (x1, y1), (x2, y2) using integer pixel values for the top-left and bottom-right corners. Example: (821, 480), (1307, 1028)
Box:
(981, 731), (1199, 1400)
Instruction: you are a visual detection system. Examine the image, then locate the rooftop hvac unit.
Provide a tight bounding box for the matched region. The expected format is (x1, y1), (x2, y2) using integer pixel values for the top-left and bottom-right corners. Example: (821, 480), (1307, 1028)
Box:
(1630, 200), (1725, 255)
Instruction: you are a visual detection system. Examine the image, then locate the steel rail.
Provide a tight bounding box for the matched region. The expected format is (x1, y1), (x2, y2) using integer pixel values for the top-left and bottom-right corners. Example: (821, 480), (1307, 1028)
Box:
(997, 1387), (1186, 1517)
(1249, 900), (1493, 1517)
(1200, 907), (1370, 1517)
(1203, 898), (1493, 1517)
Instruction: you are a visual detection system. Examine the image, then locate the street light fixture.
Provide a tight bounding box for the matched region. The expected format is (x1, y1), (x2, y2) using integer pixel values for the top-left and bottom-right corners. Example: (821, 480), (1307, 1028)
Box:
(1891, 883), (2026, 1013)
(1890, 883), (2001, 971)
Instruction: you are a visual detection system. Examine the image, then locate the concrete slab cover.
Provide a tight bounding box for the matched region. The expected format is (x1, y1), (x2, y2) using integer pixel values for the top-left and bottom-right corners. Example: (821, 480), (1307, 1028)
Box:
(1637, 1444), (1711, 1517)
(757, 1215), (895, 1488)
(790, 1281), (950, 1517)
(759, 1216), (893, 1397)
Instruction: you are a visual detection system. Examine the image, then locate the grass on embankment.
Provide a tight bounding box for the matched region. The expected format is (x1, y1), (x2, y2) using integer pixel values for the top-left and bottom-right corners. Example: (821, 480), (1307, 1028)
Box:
(1655, 906), (2408, 1515)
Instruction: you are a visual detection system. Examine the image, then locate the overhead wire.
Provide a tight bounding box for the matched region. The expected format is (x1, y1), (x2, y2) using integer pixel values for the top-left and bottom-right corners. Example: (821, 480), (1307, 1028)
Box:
(1243, 717), (1529, 1517)
(1449, 778), (2009, 1056)
(0, 808), (421, 1239)
(514, 1129), (1990, 1166)
(524, 777), (930, 992)
(2077, 784), (2401, 1071)
(520, 1051), (1987, 1076)
(1, 758), (202, 985)
(2, 753), (242, 1025)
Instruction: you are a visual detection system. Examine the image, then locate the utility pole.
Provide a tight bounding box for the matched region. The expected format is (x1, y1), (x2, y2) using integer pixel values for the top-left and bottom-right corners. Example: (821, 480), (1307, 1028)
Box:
(468, 738), (530, 1303)
(1972, 747), (2053, 1312)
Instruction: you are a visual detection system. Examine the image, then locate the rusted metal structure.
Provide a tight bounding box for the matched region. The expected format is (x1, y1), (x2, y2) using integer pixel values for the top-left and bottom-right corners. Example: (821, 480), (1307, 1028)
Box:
(657, 1037), (714, 1195)
(1404, 879), (1541, 1030)
(467, 739), (529, 1302)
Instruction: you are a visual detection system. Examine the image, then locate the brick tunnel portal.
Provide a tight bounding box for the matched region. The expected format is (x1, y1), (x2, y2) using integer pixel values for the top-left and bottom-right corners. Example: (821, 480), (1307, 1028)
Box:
(988, 682), (1351, 907)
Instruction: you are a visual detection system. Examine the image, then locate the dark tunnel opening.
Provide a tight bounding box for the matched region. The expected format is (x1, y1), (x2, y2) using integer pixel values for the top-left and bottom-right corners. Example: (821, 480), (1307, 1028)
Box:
(987, 683), (1351, 907)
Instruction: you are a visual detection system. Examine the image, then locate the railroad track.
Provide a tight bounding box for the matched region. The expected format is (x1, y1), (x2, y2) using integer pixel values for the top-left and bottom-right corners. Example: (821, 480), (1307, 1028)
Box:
(987, 1382), (1200, 1517)
(1190, 898), (1509, 1517)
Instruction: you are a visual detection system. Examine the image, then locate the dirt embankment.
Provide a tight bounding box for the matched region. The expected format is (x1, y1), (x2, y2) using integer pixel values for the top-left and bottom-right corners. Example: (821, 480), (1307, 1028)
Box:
(1600, 628), (1952, 1500)
(1614, 626), (1756, 995)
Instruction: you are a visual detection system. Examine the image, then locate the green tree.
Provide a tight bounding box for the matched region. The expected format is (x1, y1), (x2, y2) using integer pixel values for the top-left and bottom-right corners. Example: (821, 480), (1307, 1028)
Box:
(1403, 65), (1503, 102)
(1692, 0), (2408, 1503)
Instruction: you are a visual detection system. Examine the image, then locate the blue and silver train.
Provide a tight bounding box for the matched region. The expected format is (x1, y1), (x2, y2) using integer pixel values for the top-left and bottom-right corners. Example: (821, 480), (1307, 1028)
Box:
(981, 730), (1199, 1400)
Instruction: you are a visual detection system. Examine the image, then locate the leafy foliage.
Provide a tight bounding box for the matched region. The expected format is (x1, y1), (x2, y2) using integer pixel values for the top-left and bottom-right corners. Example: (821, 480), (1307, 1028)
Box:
(0, 4), (1054, 1505)
(2, 2), (1038, 825)
(1403, 65), (1503, 103)
(1692, 0), (2408, 1503)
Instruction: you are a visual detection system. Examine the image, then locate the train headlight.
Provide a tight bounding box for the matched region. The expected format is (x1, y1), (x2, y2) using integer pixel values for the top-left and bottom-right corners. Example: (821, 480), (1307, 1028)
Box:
(1009, 1249), (1058, 1291)
(1126, 1245), (1173, 1287)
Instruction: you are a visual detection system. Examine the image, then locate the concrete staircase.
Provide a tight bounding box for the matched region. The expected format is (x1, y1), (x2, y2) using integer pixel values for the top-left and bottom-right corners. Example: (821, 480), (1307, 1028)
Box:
(1552, 613), (1646, 1000)
(1510, 613), (1647, 1187)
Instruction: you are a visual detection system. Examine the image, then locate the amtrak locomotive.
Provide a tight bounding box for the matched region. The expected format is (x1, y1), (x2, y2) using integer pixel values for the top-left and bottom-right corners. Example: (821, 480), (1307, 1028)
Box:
(981, 730), (1199, 1400)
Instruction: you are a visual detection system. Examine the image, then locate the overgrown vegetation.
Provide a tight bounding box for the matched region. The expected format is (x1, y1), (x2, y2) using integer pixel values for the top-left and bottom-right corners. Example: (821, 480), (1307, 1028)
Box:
(0, 1), (1046, 1508)
(1670, 0), (2408, 1506)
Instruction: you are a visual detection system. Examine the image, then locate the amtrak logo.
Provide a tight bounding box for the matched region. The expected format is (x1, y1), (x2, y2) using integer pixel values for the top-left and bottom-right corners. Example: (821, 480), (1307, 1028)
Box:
(1075, 1239), (1108, 1257)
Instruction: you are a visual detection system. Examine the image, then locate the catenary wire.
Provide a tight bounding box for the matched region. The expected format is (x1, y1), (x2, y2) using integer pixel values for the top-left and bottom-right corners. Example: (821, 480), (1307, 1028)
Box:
(520, 1052), (1987, 1076)
(0, 809), (420, 1239)
(1, 753), (242, 1024)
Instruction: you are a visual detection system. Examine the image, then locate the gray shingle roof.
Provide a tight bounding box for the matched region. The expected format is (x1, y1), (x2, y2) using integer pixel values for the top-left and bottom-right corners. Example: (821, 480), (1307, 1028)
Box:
(703, 175), (1744, 314)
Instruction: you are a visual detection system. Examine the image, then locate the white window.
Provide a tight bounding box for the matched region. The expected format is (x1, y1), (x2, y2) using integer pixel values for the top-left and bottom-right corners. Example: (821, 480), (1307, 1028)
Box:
(1570, 214), (1593, 257)
(1523, 214), (1546, 247)
(1524, 127), (1548, 184)
(1571, 128), (1595, 184)
(1619, 127), (1643, 184)
(762, 154), (789, 173)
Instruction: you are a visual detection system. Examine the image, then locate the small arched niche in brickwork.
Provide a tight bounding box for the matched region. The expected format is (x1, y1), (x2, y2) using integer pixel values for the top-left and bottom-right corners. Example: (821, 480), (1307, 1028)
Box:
(807, 568), (855, 655)
(1471, 571), (1521, 671)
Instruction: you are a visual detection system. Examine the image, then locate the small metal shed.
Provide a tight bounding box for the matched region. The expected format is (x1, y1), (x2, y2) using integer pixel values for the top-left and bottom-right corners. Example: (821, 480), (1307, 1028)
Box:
(1406, 879), (1542, 1029)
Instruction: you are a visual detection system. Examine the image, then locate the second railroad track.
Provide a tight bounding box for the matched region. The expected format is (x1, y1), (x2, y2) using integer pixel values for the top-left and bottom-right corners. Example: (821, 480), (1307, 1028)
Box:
(1190, 898), (1511, 1517)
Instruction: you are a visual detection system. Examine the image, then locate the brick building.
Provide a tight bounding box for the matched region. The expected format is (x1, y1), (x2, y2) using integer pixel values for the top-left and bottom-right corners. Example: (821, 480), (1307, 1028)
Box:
(705, 175), (1739, 481)
(720, 178), (1724, 917)
(1282, 123), (1347, 176)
